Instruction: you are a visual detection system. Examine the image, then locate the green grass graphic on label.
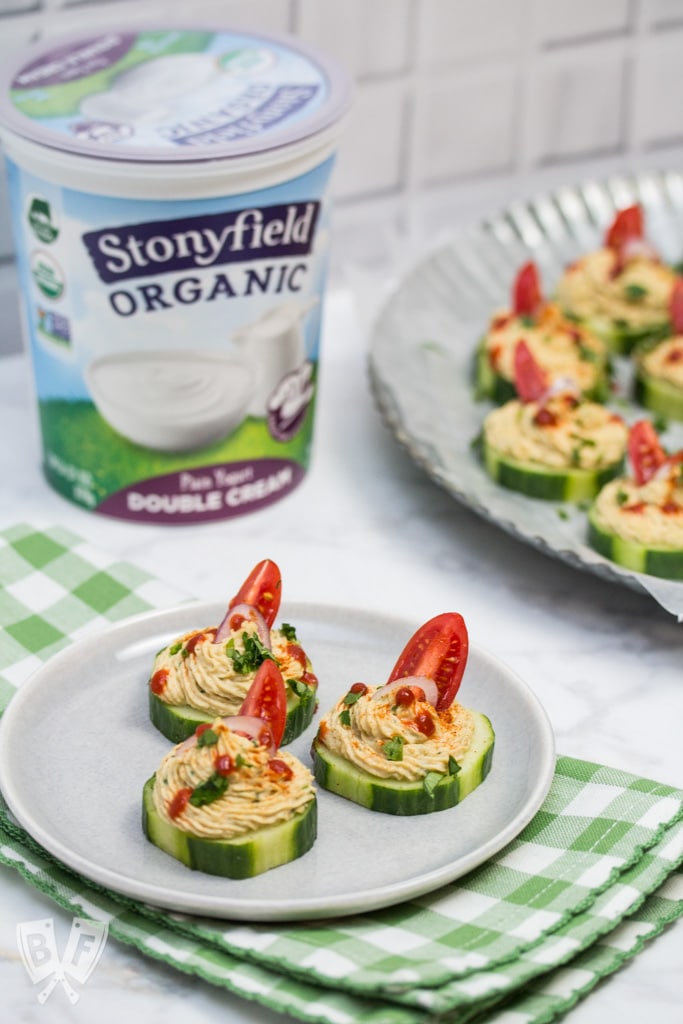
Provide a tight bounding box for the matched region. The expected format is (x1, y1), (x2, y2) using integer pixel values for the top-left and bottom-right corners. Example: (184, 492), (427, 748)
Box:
(39, 396), (314, 507)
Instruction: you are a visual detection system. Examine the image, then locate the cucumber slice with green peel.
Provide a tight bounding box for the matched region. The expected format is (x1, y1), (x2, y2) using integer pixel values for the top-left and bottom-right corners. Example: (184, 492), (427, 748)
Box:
(578, 315), (670, 357)
(474, 340), (611, 405)
(633, 369), (683, 422)
(587, 505), (683, 579)
(482, 439), (624, 502)
(149, 681), (317, 745)
(312, 711), (494, 815)
(142, 776), (317, 877)
(473, 342), (515, 404)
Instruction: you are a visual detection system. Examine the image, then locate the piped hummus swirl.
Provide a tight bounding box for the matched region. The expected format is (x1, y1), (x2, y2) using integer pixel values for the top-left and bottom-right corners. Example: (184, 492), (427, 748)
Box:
(483, 394), (627, 470)
(153, 719), (315, 839)
(150, 621), (308, 715)
(556, 249), (676, 332)
(592, 468), (683, 547)
(639, 337), (683, 389)
(317, 687), (476, 782)
(483, 303), (607, 392)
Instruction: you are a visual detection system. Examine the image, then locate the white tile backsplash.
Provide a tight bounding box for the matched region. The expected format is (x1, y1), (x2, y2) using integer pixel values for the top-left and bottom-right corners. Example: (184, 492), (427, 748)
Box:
(417, 0), (525, 67)
(536, 0), (632, 45)
(414, 68), (519, 184)
(645, 0), (683, 28)
(332, 79), (407, 199)
(632, 29), (683, 147)
(296, 0), (412, 78)
(0, 0), (682, 321)
(528, 50), (626, 163)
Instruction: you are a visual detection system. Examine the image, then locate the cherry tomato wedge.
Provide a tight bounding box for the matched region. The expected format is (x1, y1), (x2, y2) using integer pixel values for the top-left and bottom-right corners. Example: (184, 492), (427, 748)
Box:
(512, 261), (543, 317)
(513, 339), (549, 404)
(670, 278), (683, 336)
(229, 559), (282, 627)
(628, 420), (667, 486)
(239, 659), (287, 748)
(604, 204), (643, 249)
(387, 612), (469, 711)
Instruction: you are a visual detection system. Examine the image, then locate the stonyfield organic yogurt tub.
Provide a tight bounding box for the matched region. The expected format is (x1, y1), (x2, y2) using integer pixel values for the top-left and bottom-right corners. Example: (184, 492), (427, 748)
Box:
(0, 26), (351, 522)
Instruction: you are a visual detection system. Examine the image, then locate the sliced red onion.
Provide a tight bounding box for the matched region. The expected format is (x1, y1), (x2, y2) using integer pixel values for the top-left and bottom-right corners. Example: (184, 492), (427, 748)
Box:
(175, 714), (276, 756)
(620, 237), (659, 265)
(653, 456), (683, 482)
(539, 375), (581, 405)
(371, 676), (439, 707)
(214, 602), (271, 648)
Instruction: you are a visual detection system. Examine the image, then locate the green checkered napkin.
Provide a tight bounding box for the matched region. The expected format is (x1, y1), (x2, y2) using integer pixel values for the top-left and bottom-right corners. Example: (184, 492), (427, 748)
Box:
(1, 524), (682, 1023)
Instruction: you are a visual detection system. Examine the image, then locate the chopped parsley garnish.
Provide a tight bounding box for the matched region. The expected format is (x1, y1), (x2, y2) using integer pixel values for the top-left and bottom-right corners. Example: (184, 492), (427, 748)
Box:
(384, 735), (404, 762)
(624, 283), (648, 303)
(653, 413), (669, 435)
(189, 773), (228, 807)
(225, 632), (276, 674)
(235, 754), (250, 769)
(448, 756), (461, 775)
(343, 689), (363, 706)
(423, 771), (443, 797)
(280, 622), (297, 641)
(569, 437), (596, 467)
(519, 315), (536, 328)
(181, 648), (190, 659)
(168, 641), (183, 655)
(577, 344), (599, 363)
(288, 678), (309, 699)
(616, 488), (629, 506)
(339, 709), (351, 727)
(556, 507), (569, 521)
(196, 728), (219, 748)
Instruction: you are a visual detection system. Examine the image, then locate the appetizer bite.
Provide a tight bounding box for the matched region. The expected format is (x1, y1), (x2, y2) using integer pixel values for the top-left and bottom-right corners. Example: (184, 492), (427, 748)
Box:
(588, 420), (683, 579)
(476, 261), (610, 404)
(481, 341), (628, 501)
(143, 661), (317, 877)
(634, 278), (683, 422)
(311, 613), (494, 815)
(149, 559), (317, 744)
(555, 204), (677, 355)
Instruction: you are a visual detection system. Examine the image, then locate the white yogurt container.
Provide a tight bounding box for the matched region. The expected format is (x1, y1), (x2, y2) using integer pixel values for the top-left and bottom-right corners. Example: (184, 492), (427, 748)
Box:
(0, 26), (351, 522)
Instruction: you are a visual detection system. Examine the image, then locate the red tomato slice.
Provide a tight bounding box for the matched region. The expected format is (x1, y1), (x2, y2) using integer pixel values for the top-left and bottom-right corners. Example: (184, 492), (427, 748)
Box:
(513, 261), (543, 317)
(386, 612), (469, 711)
(229, 559), (282, 627)
(670, 278), (683, 335)
(604, 205), (644, 249)
(513, 339), (549, 404)
(239, 660), (287, 749)
(628, 420), (667, 486)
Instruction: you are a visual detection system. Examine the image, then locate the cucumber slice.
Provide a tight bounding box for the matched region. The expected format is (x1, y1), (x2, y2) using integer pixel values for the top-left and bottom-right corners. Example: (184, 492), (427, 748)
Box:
(312, 711), (494, 815)
(473, 341), (516, 404)
(578, 316), (669, 357)
(587, 504), (683, 579)
(142, 775), (317, 877)
(149, 680), (317, 745)
(474, 340), (610, 405)
(482, 439), (624, 502)
(633, 368), (683, 422)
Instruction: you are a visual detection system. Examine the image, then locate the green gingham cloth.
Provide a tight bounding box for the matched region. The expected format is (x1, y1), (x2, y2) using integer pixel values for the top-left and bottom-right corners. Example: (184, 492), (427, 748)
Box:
(0, 524), (682, 1024)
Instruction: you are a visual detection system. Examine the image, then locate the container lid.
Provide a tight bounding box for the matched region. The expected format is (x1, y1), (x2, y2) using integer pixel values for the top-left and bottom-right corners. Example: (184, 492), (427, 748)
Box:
(0, 26), (352, 163)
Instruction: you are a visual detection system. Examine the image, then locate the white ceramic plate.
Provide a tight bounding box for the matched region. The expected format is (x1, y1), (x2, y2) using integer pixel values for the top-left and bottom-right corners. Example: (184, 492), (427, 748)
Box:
(0, 601), (555, 922)
(368, 170), (683, 602)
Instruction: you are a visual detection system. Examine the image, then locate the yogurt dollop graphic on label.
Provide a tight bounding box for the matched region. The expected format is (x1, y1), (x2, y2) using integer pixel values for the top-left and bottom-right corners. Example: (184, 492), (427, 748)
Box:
(86, 351), (253, 452)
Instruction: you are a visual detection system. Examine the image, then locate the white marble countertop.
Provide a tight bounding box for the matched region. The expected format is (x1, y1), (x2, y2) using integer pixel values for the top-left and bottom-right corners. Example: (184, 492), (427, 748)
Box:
(0, 287), (681, 1023)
